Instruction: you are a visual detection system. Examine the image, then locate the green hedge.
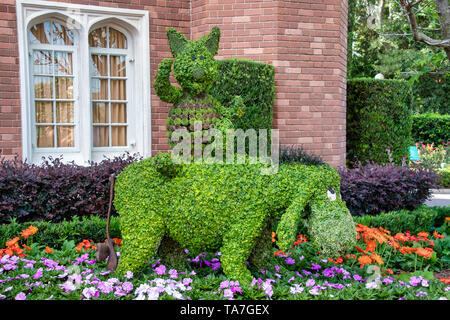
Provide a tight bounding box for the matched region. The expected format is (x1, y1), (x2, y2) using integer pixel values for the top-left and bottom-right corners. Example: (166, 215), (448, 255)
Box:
(2, 206), (448, 250)
(209, 58), (275, 132)
(412, 113), (450, 145)
(0, 216), (121, 249)
(411, 73), (450, 115)
(353, 205), (450, 235)
(439, 167), (450, 188)
(347, 78), (413, 165)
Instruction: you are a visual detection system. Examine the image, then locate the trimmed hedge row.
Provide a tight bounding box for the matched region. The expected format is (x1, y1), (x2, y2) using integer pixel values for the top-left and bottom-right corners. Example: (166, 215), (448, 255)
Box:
(209, 58), (275, 133)
(412, 113), (450, 145)
(411, 73), (450, 115)
(353, 205), (450, 235)
(2, 206), (448, 250)
(346, 78), (413, 165)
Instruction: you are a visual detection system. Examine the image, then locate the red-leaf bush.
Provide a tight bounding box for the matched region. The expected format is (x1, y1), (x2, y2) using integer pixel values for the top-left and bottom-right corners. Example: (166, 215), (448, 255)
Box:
(0, 153), (140, 223)
(339, 159), (439, 216)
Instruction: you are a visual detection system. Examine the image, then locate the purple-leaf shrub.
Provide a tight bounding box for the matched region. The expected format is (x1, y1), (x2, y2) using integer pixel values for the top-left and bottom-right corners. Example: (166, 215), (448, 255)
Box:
(339, 160), (439, 216)
(0, 153), (140, 223)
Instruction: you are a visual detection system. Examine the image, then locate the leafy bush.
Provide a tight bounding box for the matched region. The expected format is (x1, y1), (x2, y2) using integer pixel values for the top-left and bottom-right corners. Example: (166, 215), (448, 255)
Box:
(439, 167), (450, 188)
(114, 153), (356, 284)
(346, 78), (413, 165)
(412, 113), (450, 146)
(279, 145), (325, 166)
(411, 73), (450, 115)
(209, 58), (275, 133)
(339, 160), (439, 216)
(353, 205), (450, 235)
(0, 153), (140, 223)
(0, 216), (121, 249)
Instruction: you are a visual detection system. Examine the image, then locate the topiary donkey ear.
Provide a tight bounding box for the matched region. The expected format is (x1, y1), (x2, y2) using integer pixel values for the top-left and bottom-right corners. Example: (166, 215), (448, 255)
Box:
(166, 27), (187, 57)
(204, 26), (221, 56)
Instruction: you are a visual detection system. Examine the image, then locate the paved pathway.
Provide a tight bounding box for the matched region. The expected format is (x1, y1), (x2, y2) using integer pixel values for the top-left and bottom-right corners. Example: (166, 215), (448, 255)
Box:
(425, 190), (450, 207)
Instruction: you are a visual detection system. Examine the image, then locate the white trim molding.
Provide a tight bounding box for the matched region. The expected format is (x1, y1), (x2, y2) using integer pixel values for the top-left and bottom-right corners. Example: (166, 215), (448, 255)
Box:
(16, 0), (151, 164)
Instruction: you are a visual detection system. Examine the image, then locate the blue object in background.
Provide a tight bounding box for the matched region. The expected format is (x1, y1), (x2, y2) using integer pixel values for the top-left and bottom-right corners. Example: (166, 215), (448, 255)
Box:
(409, 146), (420, 161)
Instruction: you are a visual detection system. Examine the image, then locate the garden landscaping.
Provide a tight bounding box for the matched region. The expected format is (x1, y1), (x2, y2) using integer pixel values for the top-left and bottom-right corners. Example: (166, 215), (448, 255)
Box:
(0, 205), (449, 301)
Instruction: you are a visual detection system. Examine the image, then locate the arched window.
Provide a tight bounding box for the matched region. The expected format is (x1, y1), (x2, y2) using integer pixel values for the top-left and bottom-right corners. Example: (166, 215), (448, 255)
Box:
(29, 20), (76, 149)
(89, 27), (129, 148)
(17, 1), (150, 165)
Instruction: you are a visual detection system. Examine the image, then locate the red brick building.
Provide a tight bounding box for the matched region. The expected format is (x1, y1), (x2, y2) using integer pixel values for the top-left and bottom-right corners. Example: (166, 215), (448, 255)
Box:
(0, 0), (348, 167)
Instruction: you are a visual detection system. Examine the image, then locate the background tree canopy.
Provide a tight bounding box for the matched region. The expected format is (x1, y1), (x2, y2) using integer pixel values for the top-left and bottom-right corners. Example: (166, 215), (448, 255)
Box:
(348, 0), (449, 114)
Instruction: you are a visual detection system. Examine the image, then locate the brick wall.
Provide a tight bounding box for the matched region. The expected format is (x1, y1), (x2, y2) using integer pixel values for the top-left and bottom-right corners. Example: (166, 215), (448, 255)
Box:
(0, 0), (348, 167)
(191, 0), (348, 167)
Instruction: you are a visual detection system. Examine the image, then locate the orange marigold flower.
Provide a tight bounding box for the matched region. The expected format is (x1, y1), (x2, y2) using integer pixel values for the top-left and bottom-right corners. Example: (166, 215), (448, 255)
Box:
(440, 278), (450, 284)
(366, 241), (377, 253)
(371, 253), (384, 265)
(433, 231), (444, 239)
(358, 255), (372, 267)
(445, 217), (450, 221)
(416, 248), (432, 258)
(44, 246), (54, 254)
(385, 268), (393, 274)
(417, 232), (429, 238)
(334, 257), (343, 264)
(274, 250), (286, 256)
(394, 233), (408, 242)
(6, 237), (20, 247)
(22, 244), (32, 251)
(272, 232), (276, 243)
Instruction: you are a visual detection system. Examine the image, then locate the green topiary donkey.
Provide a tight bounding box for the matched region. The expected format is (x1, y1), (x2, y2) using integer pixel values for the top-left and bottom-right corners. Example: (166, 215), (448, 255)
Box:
(113, 153), (357, 285)
(154, 26), (244, 148)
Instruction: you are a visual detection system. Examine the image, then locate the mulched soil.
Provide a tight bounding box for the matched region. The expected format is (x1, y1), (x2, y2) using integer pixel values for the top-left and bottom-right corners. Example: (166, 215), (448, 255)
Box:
(434, 269), (450, 281)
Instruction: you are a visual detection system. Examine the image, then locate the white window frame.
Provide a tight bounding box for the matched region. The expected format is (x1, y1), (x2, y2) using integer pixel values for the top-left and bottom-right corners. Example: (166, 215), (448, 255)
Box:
(16, 0), (151, 165)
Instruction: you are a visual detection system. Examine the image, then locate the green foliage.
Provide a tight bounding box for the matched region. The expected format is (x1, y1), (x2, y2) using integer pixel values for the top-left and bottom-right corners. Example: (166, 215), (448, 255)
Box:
(114, 153), (355, 284)
(307, 200), (357, 259)
(346, 78), (413, 165)
(209, 58), (275, 133)
(411, 73), (450, 114)
(438, 167), (450, 188)
(353, 205), (450, 235)
(412, 113), (450, 145)
(0, 216), (121, 249)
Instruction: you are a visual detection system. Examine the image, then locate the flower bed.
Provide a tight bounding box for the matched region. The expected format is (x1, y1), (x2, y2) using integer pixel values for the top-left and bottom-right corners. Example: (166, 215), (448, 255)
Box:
(1, 219), (449, 300)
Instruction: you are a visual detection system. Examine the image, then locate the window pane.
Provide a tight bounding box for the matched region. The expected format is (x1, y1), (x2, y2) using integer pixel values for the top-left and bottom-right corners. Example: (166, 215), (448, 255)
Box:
(34, 76), (53, 99)
(111, 126), (127, 146)
(29, 22), (51, 45)
(33, 50), (53, 75)
(52, 22), (74, 45)
(56, 102), (74, 123)
(91, 79), (108, 100)
(54, 52), (73, 75)
(109, 28), (127, 49)
(91, 55), (108, 77)
(93, 126), (109, 147)
(35, 101), (53, 123)
(36, 126), (54, 148)
(110, 79), (126, 100)
(93, 102), (109, 123)
(57, 126), (74, 147)
(110, 56), (126, 77)
(89, 27), (107, 48)
(55, 77), (73, 99)
(111, 103), (126, 123)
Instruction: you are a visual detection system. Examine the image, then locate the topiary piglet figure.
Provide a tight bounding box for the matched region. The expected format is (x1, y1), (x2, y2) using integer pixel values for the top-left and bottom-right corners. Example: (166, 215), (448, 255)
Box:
(154, 26), (244, 148)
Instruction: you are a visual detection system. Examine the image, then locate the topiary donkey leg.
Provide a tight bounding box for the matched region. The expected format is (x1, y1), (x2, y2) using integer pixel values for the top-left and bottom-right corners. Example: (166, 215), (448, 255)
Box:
(116, 212), (166, 276)
(220, 213), (266, 285)
(276, 187), (313, 253)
